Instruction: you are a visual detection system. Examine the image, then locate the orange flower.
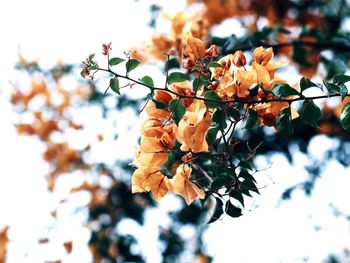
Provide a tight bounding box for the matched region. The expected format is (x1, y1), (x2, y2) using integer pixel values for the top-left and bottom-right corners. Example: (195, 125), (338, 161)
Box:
(231, 50), (246, 67)
(182, 34), (206, 69)
(210, 54), (231, 80)
(170, 164), (205, 205)
(132, 167), (171, 201)
(253, 47), (273, 66)
(176, 100), (212, 152)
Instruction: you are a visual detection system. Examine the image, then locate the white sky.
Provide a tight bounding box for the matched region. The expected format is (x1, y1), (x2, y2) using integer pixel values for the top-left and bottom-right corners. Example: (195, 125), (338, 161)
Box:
(0, 1), (350, 263)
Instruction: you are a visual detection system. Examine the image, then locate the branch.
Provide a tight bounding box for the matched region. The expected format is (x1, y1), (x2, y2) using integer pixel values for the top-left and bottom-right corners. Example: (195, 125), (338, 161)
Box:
(225, 40), (350, 54)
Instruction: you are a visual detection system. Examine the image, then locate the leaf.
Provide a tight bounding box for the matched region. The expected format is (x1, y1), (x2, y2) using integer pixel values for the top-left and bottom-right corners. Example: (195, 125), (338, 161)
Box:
(340, 102), (350, 132)
(333, 74), (350, 84)
(210, 178), (229, 191)
(243, 109), (258, 129)
(110, 78), (120, 95)
(227, 107), (240, 121)
(339, 83), (348, 101)
(271, 84), (301, 97)
(169, 99), (186, 125)
(208, 197), (223, 224)
(167, 72), (191, 85)
(300, 77), (318, 92)
(140, 76), (154, 87)
(323, 81), (339, 94)
(208, 61), (223, 68)
(126, 59), (140, 72)
(229, 189), (244, 207)
(299, 99), (322, 128)
(212, 109), (227, 129)
(241, 179), (260, 195)
(238, 160), (253, 171)
(239, 169), (256, 183)
(109, 57), (125, 66)
(88, 53), (95, 61)
(225, 200), (242, 218)
(204, 90), (222, 108)
(249, 84), (259, 97)
(206, 127), (219, 145)
(276, 107), (293, 138)
(193, 77), (209, 91)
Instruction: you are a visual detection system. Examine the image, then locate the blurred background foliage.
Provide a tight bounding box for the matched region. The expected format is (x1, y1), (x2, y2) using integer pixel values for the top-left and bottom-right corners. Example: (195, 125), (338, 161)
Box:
(3, 0), (350, 262)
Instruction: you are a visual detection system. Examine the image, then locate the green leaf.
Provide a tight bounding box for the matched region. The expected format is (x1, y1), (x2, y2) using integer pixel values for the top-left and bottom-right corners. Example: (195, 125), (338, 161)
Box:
(110, 78), (120, 95)
(193, 77), (209, 91)
(272, 84), (301, 97)
(241, 179), (260, 195)
(276, 107), (293, 138)
(339, 83), (348, 101)
(300, 77), (318, 93)
(126, 59), (140, 72)
(109, 57), (125, 66)
(333, 74), (350, 84)
(239, 169), (256, 183)
(238, 161), (253, 171)
(227, 107), (240, 121)
(204, 90), (222, 108)
(209, 61), (223, 68)
(249, 84), (259, 97)
(88, 53), (95, 61)
(225, 200), (242, 218)
(229, 189), (244, 207)
(299, 99), (322, 128)
(167, 72), (191, 85)
(212, 109), (227, 129)
(243, 109), (258, 129)
(323, 81), (339, 94)
(211, 178), (230, 191)
(208, 197), (223, 224)
(140, 76), (154, 87)
(169, 99), (186, 125)
(340, 102), (350, 132)
(206, 127), (219, 145)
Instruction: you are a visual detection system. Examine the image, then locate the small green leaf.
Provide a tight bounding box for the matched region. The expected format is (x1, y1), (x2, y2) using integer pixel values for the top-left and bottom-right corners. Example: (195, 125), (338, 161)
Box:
(225, 200), (242, 218)
(212, 110), (227, 130)
(204, 90), (222, 108)
(300, 77), (318, 92)
(323, 81), (339, 94)
(241, 179), (260, 195)
(169, 99), (186, 125)
(88, 53), (95, 61)
(109, 57), (125, 66)
(249, 84), (259, 97)
(209, 61), (223, 68)
(206, 127), (219, 145)
(239, 170), (256, 183)
(110, 78), (120, 95)
(333, 74), (350, 84)
(340, 102), (350, 132)
(167, 72), (191, 85)
(272, 84), (301, 97)
(126, 59), (140, 72)
(211, 178), (229, 191)
(193, 77), (209, 91)
(229, 189), (244, 207)
(243, 109), (258, 129)
(299, 99), (322, 128)
(208, 197), (223, 224)
(276, 107), (293, 138)
(238, 161), (253, 171)
(140, 76), (154, 87)
(339, 83), (348, 101)
(227, 107), (240, 121)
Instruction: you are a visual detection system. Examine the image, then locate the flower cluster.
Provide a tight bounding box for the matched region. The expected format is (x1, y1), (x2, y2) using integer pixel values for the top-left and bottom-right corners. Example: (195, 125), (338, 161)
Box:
(131, 35), (296, 204)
